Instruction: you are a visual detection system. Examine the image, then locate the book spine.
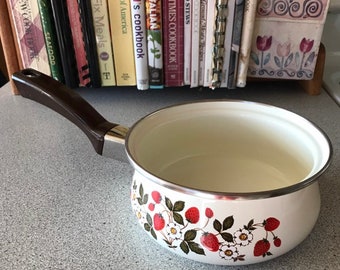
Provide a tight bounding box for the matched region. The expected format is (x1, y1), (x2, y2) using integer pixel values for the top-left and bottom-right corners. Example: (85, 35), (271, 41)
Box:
(236, 0), (257, 87)
(190, 0), (200, 88)
(227, 0), (245, 89)
(162, 0), (184, 87)
(220, 0), (235, 87)
(7, 0), (51, 75)
(130, 0), (149, 90)
(198, 0), (207, 86)
(210, 0), (228, 89)
(203, 0), (216, 87)
(108, 0), (136, 86)
(1, 0), (21, 94)
(66, 0), (90, 87)
(146, 0), (164, 89)
(50, 0), (79, 88)
(183, 0), (191, 85)
(37, 0), (64, 82)
(90, 0), (116, 86)
(78, 0), (102, 88)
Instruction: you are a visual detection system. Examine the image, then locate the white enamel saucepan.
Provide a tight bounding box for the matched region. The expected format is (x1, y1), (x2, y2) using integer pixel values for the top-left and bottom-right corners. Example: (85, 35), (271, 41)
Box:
(12, 69), (332, 265)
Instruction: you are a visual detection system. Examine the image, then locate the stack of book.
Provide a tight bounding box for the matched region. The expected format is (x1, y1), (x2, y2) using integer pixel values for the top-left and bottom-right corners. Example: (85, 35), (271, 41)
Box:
(1, 0), (330, 91)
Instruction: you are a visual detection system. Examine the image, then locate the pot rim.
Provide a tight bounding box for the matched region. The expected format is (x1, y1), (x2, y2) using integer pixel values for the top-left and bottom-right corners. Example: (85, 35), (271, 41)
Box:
(125, 99), (333, 200)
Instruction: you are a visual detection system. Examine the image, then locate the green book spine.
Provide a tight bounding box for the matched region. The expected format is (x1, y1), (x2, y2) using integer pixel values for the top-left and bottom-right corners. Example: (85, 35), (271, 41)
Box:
(37, 0), (64, 82)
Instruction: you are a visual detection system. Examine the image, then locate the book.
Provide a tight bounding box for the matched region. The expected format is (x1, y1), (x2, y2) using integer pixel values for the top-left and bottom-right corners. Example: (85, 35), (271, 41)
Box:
(227, 0), (245, 89)
(50, 0), (79, 88)
(145, 0), (164, 89)
(90, 0), (116, 86)
(220, 0), (235, 88)
(203, 0), (216, 87)
(78, 0), (102, 88)
(7, 0), (51, 76)
(235, 0), (257, 87)
(198, 0), (208, 86)
(162, 0), (184, 87)
(210, 0), (228, 89)
(183, 0), (191, 85)
(37, 0), (64, 82)
(190, 0), (200, 88)
(66, 0), (91, 87)
(108, 0), (136, 86)
(130, 0), (149, 90)
(1, 0), (21, 94)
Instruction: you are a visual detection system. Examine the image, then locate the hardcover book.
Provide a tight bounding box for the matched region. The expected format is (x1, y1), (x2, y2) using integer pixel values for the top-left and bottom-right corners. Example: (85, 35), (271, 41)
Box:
(131, 0), (149, 90)
(78, 0), (102, 87)
(66, 0), (91, 87)
(162, 0), (184, 87)
(108, 0), (136, 86)
(37, 0), (64, 82)
(183, 0), (191, 85)
(190, 0), (200, 88)
(198, 0), (208, 86)
(247, 0), (330, 81)
(91, 0), (117, 86)
(50, 0), (79, 88)
(146, 0), (164, 88)
(7, 0), (50, 76)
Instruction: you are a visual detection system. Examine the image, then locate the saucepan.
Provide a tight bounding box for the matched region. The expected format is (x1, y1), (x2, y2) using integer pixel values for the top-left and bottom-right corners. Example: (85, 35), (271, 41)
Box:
(12, 69), (332, 265)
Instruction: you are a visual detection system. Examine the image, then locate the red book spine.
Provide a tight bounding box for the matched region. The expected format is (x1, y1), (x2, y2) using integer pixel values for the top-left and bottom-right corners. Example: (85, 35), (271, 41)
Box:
(66, 0), (90, 87)
(162, 0), (184, 87)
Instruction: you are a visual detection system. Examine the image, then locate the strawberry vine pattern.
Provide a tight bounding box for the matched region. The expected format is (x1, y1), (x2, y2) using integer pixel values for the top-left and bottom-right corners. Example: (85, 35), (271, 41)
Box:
(131, 181), (282, 262)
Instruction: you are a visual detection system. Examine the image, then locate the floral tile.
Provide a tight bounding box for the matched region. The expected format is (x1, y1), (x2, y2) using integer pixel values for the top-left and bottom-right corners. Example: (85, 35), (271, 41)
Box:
(247, 0), (330, 80)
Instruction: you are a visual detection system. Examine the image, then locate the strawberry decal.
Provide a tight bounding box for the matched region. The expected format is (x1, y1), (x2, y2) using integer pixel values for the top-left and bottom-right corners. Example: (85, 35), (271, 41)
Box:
(185, 207), (200, 224)
(131, 181), (283, 263)
(200, 233), (220, 252)
(254, 239), (271, 257)
(153, 213), (165, 231)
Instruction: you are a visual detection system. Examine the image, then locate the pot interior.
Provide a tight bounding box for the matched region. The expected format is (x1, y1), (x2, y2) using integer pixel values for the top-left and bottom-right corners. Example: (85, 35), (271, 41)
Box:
(127, 101), (331, 193)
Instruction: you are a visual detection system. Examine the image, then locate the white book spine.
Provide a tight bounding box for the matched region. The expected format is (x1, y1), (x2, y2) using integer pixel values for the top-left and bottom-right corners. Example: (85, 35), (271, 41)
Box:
(184, 0), (192, 85)
(131, 0), (149, 90)
(190, 0), (200, 87)
(203, 0), (216, 87)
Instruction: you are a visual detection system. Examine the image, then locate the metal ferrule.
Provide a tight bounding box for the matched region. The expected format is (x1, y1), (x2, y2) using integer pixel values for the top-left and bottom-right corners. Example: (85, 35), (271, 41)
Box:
(102, 125), (129, 163)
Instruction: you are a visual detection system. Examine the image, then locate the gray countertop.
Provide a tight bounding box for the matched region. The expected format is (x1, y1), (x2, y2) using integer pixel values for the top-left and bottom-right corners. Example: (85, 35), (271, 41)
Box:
(1, 81), (339, 269)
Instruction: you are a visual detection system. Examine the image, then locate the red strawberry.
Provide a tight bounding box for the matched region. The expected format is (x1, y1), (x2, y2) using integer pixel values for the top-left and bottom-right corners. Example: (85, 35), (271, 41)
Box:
(274, 237), (281, 247)
(153, 213), (165, 231)
(205, 208), (214, 218)
(200, 233), (220, 252)
(185, 207), (200, 224)
(253, 239), (271, 257)
(151, 191), (162, 204)
(264, 217), (280, 231)
(148, 203), (155, 211)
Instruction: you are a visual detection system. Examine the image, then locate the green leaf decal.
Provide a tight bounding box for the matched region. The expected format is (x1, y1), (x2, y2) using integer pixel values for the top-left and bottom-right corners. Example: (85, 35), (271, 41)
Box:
(223, 216), (234, 230)
(173, 201), (185, 212)
(165, 197), (173, 210)
(221, 232), (234, 242)
(139, 184), (144, 197)
(184, 230), (197, 241)
(144, 223), (151, 232)
(188, 242), (205, 255)
(213, 219), (222, 232)
(143, 194), (149, 205)
(173, 212), (184, 225)
(151, 228), (157, 240)
(180, 241), (189, 254)
(250, 51), (259, 65)
(146, 213), (152, 225)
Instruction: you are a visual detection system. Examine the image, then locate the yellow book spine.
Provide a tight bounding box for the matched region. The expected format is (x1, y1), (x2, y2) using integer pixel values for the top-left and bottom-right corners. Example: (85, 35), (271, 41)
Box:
(108, 0), (136, 86)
